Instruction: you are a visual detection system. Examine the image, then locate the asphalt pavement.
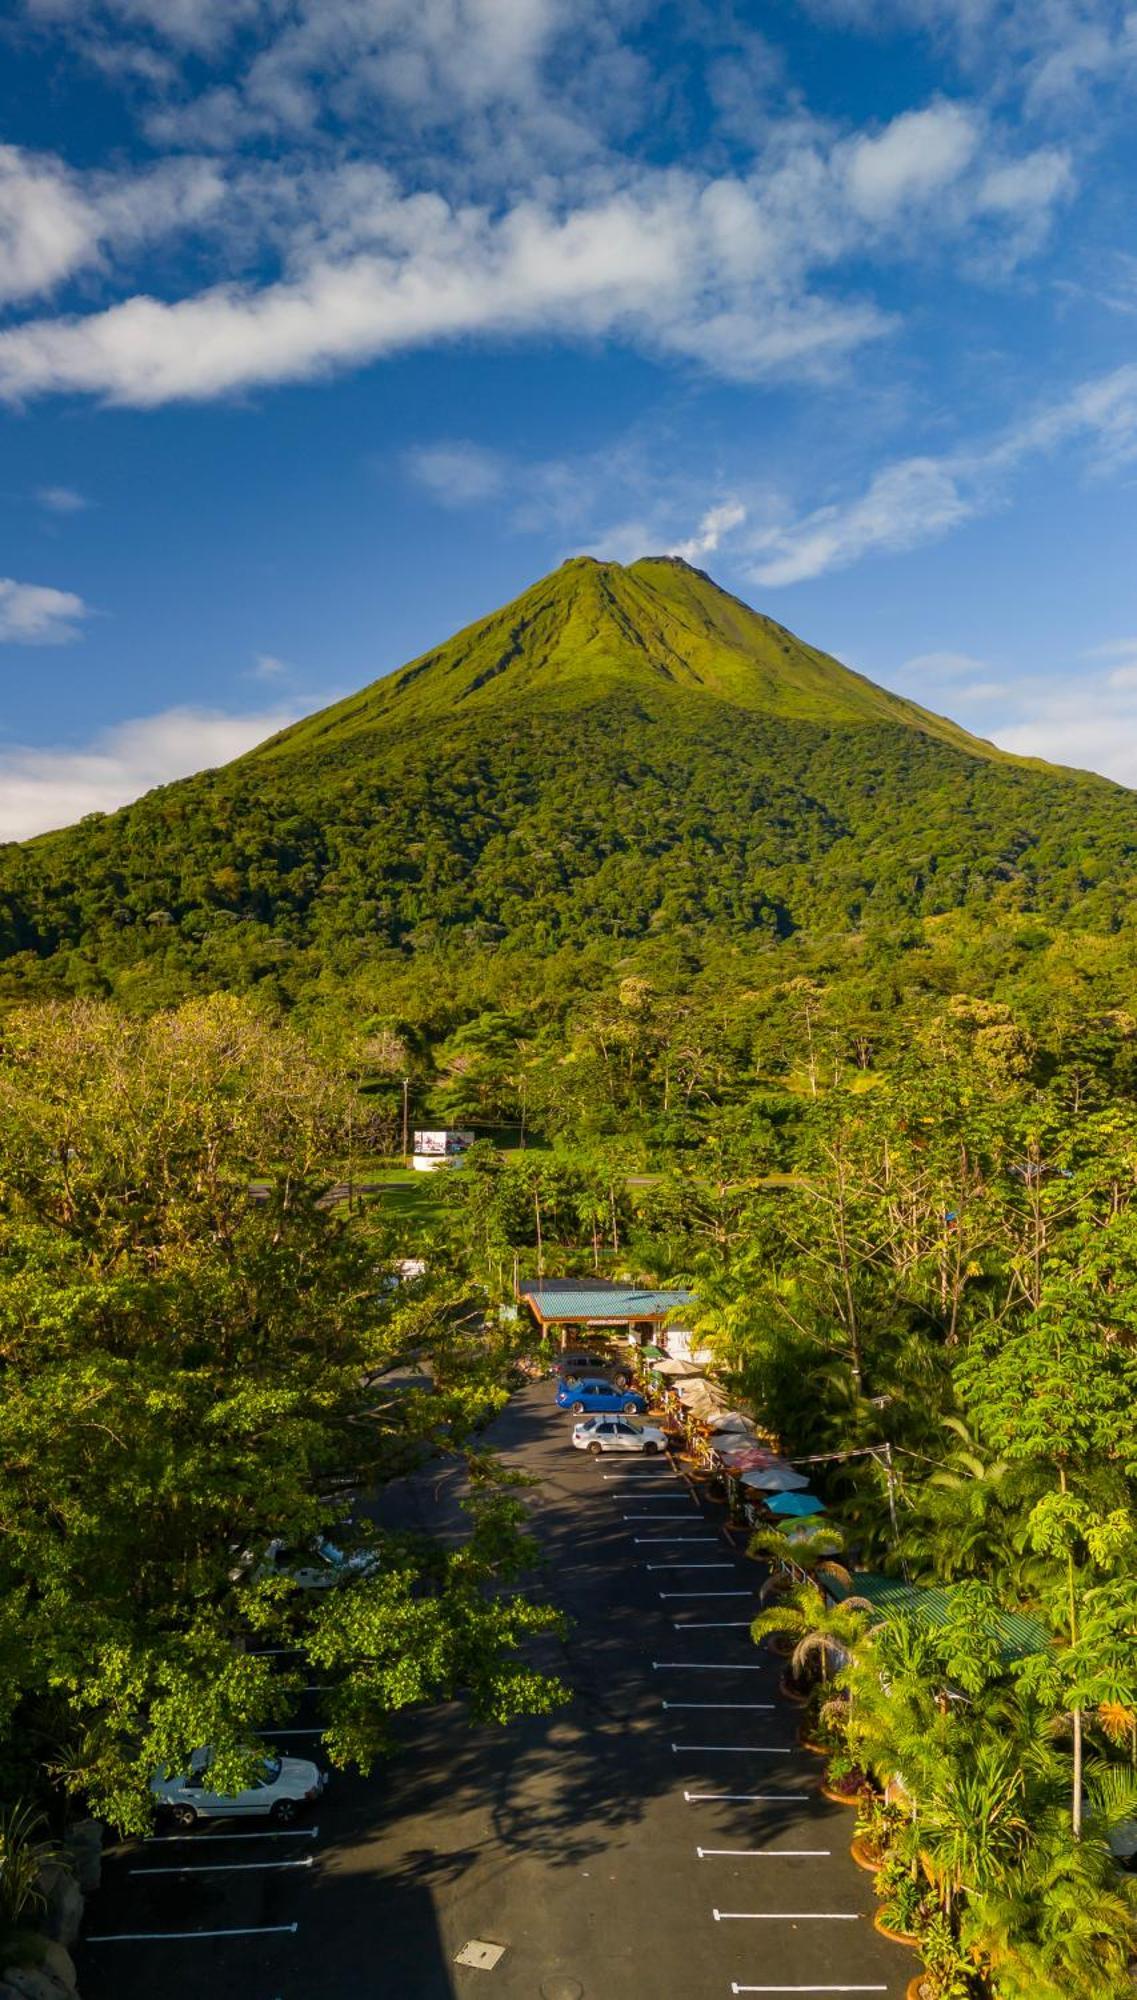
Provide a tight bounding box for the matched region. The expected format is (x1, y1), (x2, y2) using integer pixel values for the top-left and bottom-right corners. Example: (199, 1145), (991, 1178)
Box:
(76, 1381), (914, 1999)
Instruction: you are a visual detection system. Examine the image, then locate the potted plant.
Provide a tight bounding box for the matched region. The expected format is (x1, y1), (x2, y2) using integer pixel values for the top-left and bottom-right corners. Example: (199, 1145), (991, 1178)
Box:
(851, 1793), (905, 1871)
(821, 1748), (871, 1804)
(906, 1910), (977, 1999)
(873, 1853), (929, 1946)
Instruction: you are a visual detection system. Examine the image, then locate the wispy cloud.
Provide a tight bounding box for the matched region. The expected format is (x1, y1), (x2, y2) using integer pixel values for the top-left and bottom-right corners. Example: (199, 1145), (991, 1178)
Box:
(250, 651), (289, 679)
(0, 577), (88, 643)
(0, 702), (300, 842)
(405, 441), (507, 506)
(747, 360), (1137, 585)
(36, 484), (88, 513)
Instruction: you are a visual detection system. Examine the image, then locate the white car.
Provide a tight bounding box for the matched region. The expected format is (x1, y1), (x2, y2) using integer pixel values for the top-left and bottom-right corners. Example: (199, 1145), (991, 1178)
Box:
(572, 1414), (668, 1456)
(151, 1751), (326, 1827)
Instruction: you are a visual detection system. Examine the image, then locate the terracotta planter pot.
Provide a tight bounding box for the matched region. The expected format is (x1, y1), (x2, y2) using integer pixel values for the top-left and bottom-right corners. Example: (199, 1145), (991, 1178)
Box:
(768, 1633), (797, 1659)
(873, 1909), (922, 1948)
(798, 1731), (829, 1755)
(850, 1835), (884, 1872)
(820, 1782), (862, 1806)
(906, 1979), (931, 2000)
(778, 1672), (809, 1704)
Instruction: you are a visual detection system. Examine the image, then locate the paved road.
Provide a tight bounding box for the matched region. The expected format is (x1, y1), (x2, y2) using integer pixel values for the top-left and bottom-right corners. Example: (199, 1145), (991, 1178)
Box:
(77, 1384), (913, 1999)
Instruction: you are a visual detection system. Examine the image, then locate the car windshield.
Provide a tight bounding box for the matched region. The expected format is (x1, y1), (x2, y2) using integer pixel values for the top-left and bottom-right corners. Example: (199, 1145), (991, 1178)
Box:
(259, 1757), (282, 1784)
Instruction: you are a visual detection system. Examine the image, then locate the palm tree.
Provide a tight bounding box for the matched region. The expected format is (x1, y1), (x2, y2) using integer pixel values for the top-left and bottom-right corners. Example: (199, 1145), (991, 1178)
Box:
(750, 1578), (873, 1684)
(747, 1523), (852, 1605)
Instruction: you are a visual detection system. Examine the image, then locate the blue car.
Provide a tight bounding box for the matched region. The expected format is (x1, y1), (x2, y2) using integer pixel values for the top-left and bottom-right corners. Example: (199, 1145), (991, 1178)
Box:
(555, 1376), (647, 1416)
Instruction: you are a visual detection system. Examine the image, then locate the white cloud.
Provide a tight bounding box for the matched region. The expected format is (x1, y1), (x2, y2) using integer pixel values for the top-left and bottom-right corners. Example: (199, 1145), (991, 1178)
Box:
(995, 682), (1137, 787)
(750, 456), (975, 585)
(670, 500), (747, 562)
(0, 702), (299, 842)
(844, 103), (978, 219)
(900, 648), (992, 679)
(405, 441), (507, 505)
(250, 651), (288, 678)
(0, 578), (88, 643)
(746, 359), (1137, 585)
(0, 78), (1076, 409)
(37, 484), (88, 513)
(0, 143), (228, 307)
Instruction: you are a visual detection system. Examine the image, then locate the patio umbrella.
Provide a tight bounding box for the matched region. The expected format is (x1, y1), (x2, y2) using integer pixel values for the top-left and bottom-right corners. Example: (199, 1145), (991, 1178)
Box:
(707, 1412), (757, 1435)
(764, 1490), (825, 1518)
(715, 1444), (771, 1472)
(739, 1465), (809, 1492)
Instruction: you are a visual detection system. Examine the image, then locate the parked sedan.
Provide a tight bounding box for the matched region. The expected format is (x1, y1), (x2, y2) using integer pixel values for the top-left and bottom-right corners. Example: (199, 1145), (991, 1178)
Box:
(551, 1350), (631, 1387)
(151, 1751), (326, 1827)
(572, 1414), (667, 1456)
(555, 1376), (647, 1415)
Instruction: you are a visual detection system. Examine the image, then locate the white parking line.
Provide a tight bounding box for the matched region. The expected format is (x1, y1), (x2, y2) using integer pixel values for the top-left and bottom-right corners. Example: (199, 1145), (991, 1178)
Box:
(141, 1828), (319, 1844)
(660, 1591), (752, 1598)
(731, 1987), (887, 1994)
(696, 1848), (830, 1858)
(87, 1924), (300, 1942)
(714, 1911), (858, 1922)
(684, 1800), (808, 1816)
(663, 1703), (774, 1711)
(131, 1857), (314, 1876)
(672, 1744), (792, 1754)
(634, 1537), (719, 1545)
(625, 1513), (701, 1520)
(254, 1727), (325, 1737)
(673, 1620), (752, 1629)
(653, 1661), (767, 1671)
(645, 1562), (735, 1570)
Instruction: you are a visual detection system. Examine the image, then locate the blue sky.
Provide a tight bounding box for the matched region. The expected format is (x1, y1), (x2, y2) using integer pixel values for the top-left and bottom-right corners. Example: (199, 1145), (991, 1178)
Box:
(2, 0), (1137, 837)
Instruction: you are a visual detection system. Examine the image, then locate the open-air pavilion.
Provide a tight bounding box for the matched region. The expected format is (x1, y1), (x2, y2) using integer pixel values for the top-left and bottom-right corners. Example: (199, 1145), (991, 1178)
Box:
(517, 1276), (693, 1350)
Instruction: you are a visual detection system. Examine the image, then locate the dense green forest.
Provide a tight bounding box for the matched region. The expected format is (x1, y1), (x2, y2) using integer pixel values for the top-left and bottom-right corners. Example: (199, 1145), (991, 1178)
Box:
(0, 559), (1135, 1993)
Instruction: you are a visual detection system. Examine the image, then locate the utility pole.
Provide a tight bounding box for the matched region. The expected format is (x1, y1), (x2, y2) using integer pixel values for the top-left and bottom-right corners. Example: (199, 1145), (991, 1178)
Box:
(401, 1076), (410, 1166)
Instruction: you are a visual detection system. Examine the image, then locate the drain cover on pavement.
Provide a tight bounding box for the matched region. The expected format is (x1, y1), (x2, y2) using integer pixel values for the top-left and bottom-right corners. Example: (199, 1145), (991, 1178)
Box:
(455, 1940), (507, 1971)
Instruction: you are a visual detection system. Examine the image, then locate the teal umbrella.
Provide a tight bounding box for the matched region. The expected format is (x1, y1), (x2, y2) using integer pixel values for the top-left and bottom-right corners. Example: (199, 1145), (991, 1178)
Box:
(765, 1490), (825, 1517)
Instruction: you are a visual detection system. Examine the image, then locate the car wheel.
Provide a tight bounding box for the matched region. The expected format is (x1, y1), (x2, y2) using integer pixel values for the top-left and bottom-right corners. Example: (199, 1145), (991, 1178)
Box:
(571, 1400), (585, 1414)
(588, 1441), (603, 1456)
(642, 1440), (660, 1455)
(622, 1399), (639, 1413)
(270, 1798), (299, 1825)
(171, 1806), (198, 1829)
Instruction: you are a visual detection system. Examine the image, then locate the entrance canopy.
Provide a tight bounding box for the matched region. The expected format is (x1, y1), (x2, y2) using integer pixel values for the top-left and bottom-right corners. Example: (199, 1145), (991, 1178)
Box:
(519, 1278), (693, 1333)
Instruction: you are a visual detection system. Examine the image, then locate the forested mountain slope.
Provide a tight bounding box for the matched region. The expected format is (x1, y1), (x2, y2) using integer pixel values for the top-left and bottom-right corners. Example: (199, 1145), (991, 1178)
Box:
(2, 554), (1136, 1011)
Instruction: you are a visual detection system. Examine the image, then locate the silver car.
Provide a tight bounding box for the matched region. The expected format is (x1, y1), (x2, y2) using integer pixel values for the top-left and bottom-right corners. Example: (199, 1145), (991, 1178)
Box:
(151, 1750), (326, 1827)
(572, 1414), (668, 1456)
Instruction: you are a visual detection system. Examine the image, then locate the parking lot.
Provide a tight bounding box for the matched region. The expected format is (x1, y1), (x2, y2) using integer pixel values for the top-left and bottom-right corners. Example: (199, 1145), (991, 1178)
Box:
(77, 1381), (912, 1999)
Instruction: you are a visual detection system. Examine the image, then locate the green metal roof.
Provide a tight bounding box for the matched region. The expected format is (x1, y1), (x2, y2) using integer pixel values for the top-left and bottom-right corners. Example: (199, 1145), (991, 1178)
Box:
(519, 1278), (693, 1323)
(831, 1572), (1050, 1663)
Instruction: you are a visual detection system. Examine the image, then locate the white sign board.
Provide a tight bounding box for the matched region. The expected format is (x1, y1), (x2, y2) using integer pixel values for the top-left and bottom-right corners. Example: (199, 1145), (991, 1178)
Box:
(413, 1130), (474, 1156)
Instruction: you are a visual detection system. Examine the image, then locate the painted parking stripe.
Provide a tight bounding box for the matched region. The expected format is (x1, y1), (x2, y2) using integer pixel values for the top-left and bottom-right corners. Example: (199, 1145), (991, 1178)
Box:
(714, 1911), (858, 1921)
(684, 1800), (808, 1816)
(625, 1513), (702, 1520)
(663, 1702), (774, 1711)
(645, 1562), (735, 1570)
(141, 1828), (319, 1844)
(731, 1986), (887, 1994)
(254, 1727), (325, 1738)
(634, 1537), (719, 1545)
(131, 1857), (314, 1876)
(660, 1591), (752, 1598)
(87, 1924), (300, 1942)
(696, 1847), (830, 1858)
(673, 1619), (752, 1628)
(653, 1661), (767, 1671)
(672, 1744), (793, 1754)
